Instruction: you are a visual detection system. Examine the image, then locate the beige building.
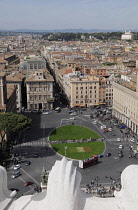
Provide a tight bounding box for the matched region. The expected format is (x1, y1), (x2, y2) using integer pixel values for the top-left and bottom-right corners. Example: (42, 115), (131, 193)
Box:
(113, 72), (138, 134)
(25, 69), (54, 110)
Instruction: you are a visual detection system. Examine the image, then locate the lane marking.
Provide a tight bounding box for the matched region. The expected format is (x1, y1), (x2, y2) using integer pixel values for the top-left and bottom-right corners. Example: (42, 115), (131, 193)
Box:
(20, 168), (40, 186)
(19, 176), (34, 190)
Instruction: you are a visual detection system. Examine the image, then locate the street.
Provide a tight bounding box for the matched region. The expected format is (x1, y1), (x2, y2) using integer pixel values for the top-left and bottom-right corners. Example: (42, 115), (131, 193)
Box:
(7, 108), (138, 197)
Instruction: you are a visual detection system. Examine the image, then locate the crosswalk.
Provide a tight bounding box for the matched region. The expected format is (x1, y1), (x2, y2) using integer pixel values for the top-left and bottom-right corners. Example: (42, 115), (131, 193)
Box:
(17, 141), (48, 147)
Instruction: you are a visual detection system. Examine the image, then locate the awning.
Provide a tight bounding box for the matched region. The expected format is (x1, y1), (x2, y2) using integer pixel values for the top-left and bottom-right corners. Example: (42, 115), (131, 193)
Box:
(99, 103), (106, 105)
(80, 105), (85, 107)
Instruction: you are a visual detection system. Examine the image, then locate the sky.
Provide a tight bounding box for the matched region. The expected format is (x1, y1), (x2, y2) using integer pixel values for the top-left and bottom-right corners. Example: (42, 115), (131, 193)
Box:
(0, 0), (138, 31)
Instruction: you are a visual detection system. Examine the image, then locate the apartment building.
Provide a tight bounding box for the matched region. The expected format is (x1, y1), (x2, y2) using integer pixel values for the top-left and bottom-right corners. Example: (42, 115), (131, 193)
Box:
(113, 71), (138, 134)
(25, 69), (54, 110)
(62, 73), (100, 107)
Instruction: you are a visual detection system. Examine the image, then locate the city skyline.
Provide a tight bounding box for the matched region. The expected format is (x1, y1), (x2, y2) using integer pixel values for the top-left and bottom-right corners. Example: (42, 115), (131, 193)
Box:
(0, 0), (138, 31)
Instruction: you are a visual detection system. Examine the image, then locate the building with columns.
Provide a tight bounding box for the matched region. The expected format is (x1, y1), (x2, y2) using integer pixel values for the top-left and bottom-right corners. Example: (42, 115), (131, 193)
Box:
(113, 71), (138, 134)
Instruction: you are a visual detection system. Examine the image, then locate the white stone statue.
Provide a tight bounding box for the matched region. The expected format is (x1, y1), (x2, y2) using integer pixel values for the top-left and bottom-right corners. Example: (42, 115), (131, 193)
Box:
(2, 158), (138, 210)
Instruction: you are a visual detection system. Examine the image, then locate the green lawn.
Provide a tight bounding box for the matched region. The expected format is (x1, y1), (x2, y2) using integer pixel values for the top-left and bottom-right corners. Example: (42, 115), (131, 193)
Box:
(51, 141), (104, 160)
(49, 125), (100, 141)
(49, 125), (104, 160)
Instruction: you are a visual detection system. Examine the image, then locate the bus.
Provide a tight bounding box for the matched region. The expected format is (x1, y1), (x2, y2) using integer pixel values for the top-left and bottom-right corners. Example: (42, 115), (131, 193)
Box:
(79, 155), (98, 169)
(55, 107), (61, 113)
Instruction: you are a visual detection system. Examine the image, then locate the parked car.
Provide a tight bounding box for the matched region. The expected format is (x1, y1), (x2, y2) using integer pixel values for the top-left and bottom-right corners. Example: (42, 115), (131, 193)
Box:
(11, 171), (21, 179)
(14, 164), (21, 170)
(25, 161), (31, 166)
(33, 153), (38, 158)
(43, 111), (53, 115)
(117, 138), (121, 142)
(24, 181), (34, 186)
(108, 128), (112, 132)
(104, 128), (109, 132)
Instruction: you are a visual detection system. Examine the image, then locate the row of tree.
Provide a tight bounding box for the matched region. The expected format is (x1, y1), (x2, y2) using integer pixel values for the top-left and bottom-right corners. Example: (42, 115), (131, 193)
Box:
(0, 112), (32, 160)
(42, 32), (123, 41)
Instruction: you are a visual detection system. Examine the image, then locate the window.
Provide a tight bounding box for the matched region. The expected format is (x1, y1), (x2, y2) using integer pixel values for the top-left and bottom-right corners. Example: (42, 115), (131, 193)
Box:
(80, 87), (83, 90)
(94, 86), (96, 89)
(34, 64), (37, 69)
(76, 87), (78, 90)
(81, 95), (83, 98)
(90, 86), (92, 89)
(76, 101), (79, 104)
(76, 95), (78, 99)
(90, 90), (92, 93)
(39, 96), (41, 100)
(81, 101), (83, 103)
(76, 91), (78, 94)
(86, 86), (87, 89)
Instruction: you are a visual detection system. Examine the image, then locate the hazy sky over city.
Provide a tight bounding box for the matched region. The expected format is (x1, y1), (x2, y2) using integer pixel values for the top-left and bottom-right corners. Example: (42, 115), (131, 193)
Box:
(0, 0), (138, 30)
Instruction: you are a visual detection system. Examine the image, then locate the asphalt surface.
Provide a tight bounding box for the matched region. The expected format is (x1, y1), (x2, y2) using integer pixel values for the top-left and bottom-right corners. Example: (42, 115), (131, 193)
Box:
(7, 108), (138, 198)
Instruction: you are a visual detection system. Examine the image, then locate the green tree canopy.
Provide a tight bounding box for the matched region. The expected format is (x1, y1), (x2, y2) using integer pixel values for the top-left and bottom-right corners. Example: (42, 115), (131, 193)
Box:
(0, 112), (32, 146)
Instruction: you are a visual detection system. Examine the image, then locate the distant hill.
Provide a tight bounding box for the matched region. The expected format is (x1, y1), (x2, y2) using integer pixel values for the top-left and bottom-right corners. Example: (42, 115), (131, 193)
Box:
(0, 28), (127, 33)
(1, 28), (138, 33)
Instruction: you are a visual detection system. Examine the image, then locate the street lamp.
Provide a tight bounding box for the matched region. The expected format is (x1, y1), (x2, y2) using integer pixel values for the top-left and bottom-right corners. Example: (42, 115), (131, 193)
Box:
(64, 146), (68, 157)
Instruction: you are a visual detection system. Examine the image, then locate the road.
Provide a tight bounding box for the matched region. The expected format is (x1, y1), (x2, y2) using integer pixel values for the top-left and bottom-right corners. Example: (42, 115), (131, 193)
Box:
(7, 108), (138, 197)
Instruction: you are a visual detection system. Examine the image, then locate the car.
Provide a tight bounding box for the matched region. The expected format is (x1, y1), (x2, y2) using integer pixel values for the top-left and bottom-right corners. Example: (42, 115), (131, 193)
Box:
(130, 139), (135, 143)
(111, 133), (116, 136)
(93, 121), (97, 125)
(108, 128), (112, 132)
(11, 171), (21, 179)
(14, 164), (21, 170)
(119, 145), (124, 149)
(33, 153), (38, 158)
(24, 181), (34, 186)
(118, 153), (123, 158)
(70, 112), (76, 116)
(117, 138), (121, 142)
(98, 154), (103, 158)
(25, 161), (31, 166)
(104, 128), (109, 132)
(43, 111), (53, 114)
(70, 117), (75, 120)
(106, 153), (111, 157)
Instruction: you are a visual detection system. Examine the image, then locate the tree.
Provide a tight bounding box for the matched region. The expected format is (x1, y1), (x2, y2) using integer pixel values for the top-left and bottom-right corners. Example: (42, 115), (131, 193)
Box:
(0, 112), (32, 153)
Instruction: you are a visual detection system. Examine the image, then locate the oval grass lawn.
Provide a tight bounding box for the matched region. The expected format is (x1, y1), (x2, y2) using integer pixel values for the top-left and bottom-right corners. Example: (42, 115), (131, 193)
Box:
(52, 141), (104, 160)
(49, 125), (100, 141)
(49, 125), (104, 160)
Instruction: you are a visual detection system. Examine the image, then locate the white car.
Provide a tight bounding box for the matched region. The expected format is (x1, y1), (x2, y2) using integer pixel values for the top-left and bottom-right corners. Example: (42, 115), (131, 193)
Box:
(108, 128), (112, 131)
(70, 117), (75, 120)
(130, 139), (135, 143)
(117, 138), (121, 142)
(43, 112), (49, 115)
(14, 164), (21, 170)
(119, 145), (123, 149)
(70, 112), (76, 116)
(93, 121), (97, 125)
